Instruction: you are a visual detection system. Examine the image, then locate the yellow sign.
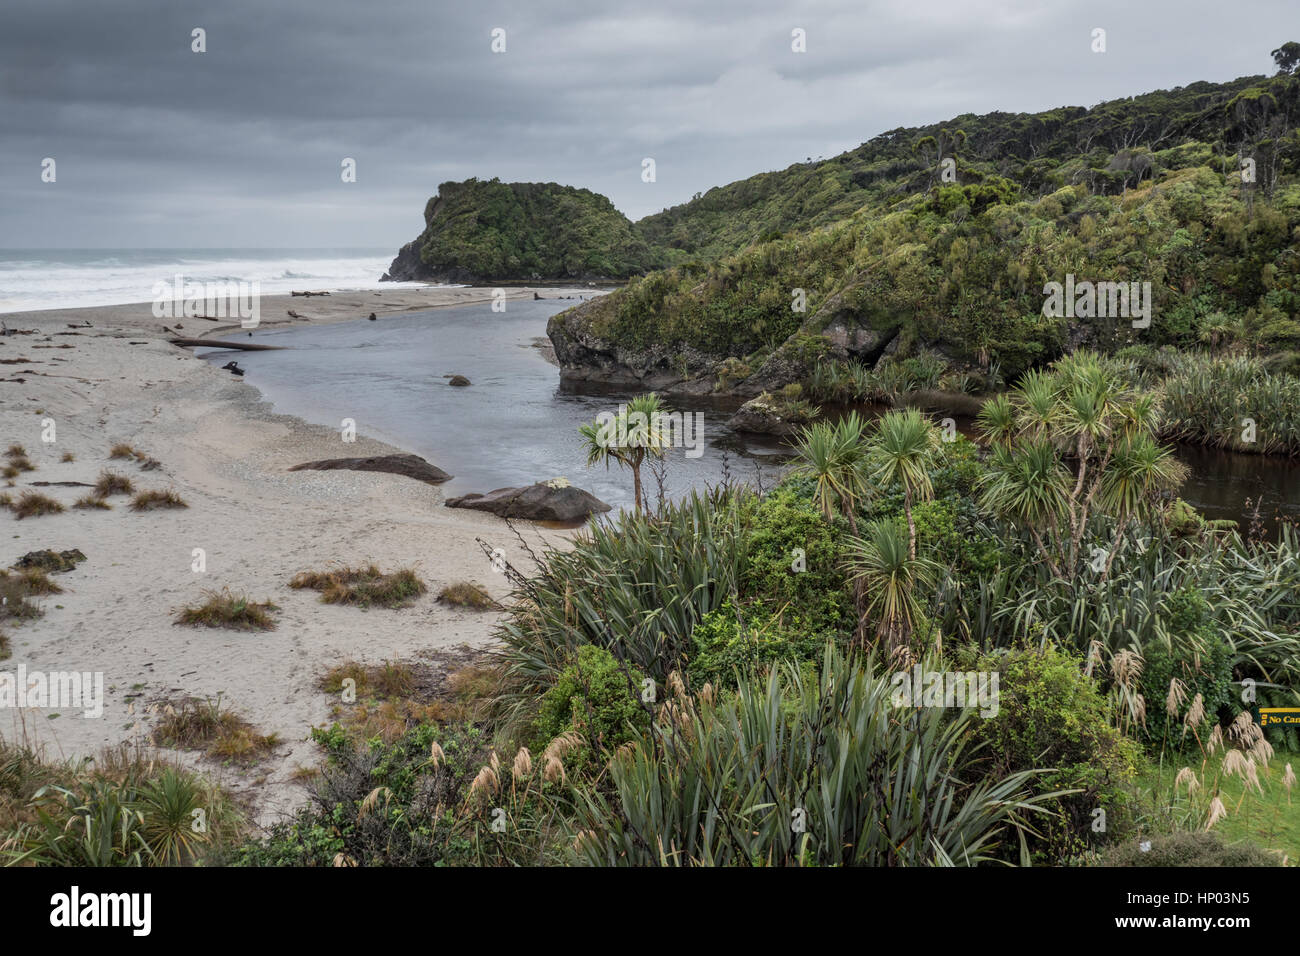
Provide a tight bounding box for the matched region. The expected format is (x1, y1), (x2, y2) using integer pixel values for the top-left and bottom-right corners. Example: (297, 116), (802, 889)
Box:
(1259, 708), (1300, 728)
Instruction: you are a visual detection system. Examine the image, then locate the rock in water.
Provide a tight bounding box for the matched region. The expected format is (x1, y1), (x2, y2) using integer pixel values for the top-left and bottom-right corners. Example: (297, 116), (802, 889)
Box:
(289, 453), (452, 485)
(448, 375), (471, 386)
(445, 483), (611, 521)
(726, 393), (815, 436)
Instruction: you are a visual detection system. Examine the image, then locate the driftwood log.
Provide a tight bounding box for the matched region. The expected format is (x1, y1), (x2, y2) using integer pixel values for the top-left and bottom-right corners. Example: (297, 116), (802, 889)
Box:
(168, 338), (286, 351)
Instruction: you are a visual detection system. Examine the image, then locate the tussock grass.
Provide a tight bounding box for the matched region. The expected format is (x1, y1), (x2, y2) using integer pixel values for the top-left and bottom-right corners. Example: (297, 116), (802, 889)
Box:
(4, 445), (27, 458)
(0, 576), (41, 621)
(93, 470), (134, 497)
(73, 495), (111, 510)
(59, 452), (75, 463)
(109, 443), (161, 470)
(12, 492), (64, 519)
(2, 467), (19, 480)
(0, 493), (11, 510)
(0, 630), (9, 661)
(2, 568), (62, 596)
(436, 581), (498, 610)
(130, 488), (187, 511)
(174, 589), (277, 631)
(290, 564), (426, 609)
(151, 697), (279, 765)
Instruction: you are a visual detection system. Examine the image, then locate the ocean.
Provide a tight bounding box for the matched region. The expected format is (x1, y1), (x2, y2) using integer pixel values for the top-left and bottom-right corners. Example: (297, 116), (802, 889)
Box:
(0, 248), (433, 314)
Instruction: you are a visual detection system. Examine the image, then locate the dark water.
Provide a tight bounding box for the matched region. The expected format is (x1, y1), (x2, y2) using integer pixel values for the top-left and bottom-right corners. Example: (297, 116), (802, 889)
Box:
(199, 299), (788, 511)
(202, 300), (1300, 527)
(1173, 445), (1300, 530)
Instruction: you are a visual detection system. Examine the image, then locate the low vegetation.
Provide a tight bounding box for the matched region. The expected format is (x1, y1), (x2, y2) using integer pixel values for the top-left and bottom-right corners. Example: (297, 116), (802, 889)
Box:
(316, 655), (499, 744)
(130, 488), (187, 511)
(150, 697), (280, 765)
(1, 740), (246, 866)
(93, 470), (133, 497)
(436, 581), (497, 610)
(109, 444), (161, 470)
(290, 564), (426, 609)
(174, 589), (277, 631)
(12, 492), (64, 519)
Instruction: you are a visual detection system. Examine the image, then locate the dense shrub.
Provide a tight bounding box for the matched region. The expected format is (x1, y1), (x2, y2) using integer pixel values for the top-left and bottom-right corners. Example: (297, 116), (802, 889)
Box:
(960, 643), (1142, 864)
(231, 722), (525, 867)
(532, 645), (649, 766)
(687, 598), (827, 686)
(738, 483), (854, 633)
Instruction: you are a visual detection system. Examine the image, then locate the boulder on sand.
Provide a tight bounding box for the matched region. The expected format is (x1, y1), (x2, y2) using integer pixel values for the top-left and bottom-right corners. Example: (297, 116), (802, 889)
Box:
(448, 375), (471, 386)
(445, 482), (610, 522)
(14, 548), (86, 572)
(289, 453), (452, 485)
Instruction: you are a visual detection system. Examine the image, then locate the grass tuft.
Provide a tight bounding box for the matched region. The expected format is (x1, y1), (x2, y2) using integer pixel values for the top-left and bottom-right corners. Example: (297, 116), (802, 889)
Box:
(131, 488), (188, 511)
(0, 574), (43, 622)
(2, 568), (62, 596)
(73, 495), (111, 510)
(436, 581), (498, 610)
(174, 589), (277, 631)
(94, 470), (134, 497)
(290, 564), (426, 609)
(12, 492), (64, 519)
(151, 696), (279, 765)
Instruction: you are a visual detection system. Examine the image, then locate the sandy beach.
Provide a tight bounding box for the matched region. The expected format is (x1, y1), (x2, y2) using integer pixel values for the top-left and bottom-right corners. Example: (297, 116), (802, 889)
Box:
(0, 285), (592, 824)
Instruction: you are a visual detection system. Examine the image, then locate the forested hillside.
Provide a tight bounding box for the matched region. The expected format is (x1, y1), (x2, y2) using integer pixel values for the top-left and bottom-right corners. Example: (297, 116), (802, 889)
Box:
(548, 61), (1300, 393)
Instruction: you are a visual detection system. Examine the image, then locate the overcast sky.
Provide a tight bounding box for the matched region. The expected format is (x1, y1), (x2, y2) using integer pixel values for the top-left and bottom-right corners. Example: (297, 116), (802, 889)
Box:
(0, 0), (1294, 250)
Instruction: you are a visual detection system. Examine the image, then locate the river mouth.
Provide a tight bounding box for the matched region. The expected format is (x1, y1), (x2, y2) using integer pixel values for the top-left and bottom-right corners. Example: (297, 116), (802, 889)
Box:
(199, 299), (788, 512)
(201, 300), (1300, 530)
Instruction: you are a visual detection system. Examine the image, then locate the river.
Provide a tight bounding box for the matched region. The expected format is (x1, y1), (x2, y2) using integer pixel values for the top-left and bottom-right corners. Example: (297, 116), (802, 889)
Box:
(200, 297), (1300, 529)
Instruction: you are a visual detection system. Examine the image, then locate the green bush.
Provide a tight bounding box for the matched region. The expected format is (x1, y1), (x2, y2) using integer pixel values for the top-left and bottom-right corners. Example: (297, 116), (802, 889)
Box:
(532, 645), (650, 764)
(739, 484), (854, 633)
(961, 643), (1143, 864)
(687, 598), (827, 686)
(231, 722), (498, 867)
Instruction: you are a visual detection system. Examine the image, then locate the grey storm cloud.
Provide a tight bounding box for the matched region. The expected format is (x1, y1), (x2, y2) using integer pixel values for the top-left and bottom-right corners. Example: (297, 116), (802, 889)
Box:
(0, 0), (1294, 248)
